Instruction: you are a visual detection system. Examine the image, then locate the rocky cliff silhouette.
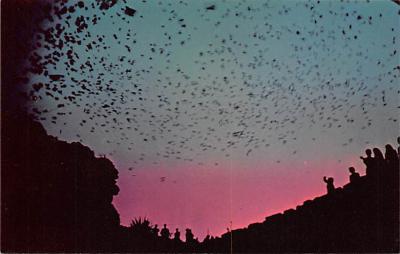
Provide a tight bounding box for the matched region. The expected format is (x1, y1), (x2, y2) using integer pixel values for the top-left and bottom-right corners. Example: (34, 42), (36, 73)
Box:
(2, 112), (398, 253)
(2, 112), (121, 252)
(202, 162), (399, 252)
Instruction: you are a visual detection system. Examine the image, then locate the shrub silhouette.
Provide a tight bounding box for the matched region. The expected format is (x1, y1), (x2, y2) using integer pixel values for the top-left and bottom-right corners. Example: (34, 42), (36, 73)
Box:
(129, 217), (153, 236)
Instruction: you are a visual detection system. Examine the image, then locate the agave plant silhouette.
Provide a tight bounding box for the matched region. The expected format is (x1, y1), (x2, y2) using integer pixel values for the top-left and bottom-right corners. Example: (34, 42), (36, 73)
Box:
(129, 217), (152, 235)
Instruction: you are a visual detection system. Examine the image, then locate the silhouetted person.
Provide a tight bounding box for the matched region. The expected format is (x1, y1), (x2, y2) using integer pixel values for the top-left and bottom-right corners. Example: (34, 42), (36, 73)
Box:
(385, 144), (399, 170)
(152, 224), (159, 237)
(373, 148), (385, 171)
(323, 176), (335, 194)
(174, 228), (181, 242)
(397, 137), (400, 157)
(360, 149), (375, 176)
(348, 167), (360, 183)
(160, 224), (171, 239)
(185, 228), (194, 243)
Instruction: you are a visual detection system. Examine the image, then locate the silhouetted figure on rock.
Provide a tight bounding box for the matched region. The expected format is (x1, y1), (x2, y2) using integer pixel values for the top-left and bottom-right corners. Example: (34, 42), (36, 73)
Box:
(160, 224), (171, 239)
(203, 234), (211, 243)
(174, 228), (181, 242)
(360, 149), (375, 176)
(397, 137), (400, 157)
(185, 228), (194, 243)
(373, 148), (385, 174)
(372, 147), (385, 167)
(152, 224), (159, 237)
(385, 144), (399, 170)
(323, 176), (335, 194)
(349, 167), (360, 183)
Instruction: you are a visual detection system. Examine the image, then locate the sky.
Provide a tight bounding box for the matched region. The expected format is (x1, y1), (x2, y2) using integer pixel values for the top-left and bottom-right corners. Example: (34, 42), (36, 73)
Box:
(24, 0), (398, 239)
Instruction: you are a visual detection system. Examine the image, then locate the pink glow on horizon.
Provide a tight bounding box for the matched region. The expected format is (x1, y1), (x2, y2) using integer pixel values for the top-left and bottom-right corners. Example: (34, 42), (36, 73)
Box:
(112, 155), (365, 240)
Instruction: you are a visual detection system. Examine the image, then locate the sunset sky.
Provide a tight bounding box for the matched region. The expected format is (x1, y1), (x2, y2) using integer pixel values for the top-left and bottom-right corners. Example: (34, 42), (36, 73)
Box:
(25, 0), (398, 239)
